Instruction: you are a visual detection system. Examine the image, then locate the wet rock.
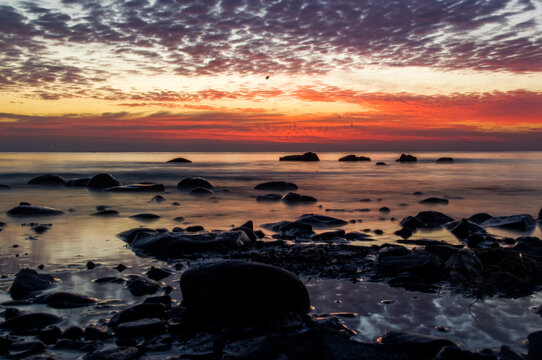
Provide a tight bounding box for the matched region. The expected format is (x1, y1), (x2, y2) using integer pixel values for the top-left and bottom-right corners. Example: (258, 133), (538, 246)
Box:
(0, 184), (11, 189)
(281, 192), (317, 203)
(190, 187), (213, 195)
(61, 326), (84, 340)
(115, 318), (166, 338)
(256, 193), (282, 202)
(125, 276), (160, 296)
(396, 154), (417, 162)
(339, 154), (371, 161)
(499, 345), (528, 360)
(87, 173), (121, 189)
(378, 245), (410, 259)
(379, 206), (391, 213)
(83, 324), (111, 340)
(279, 152), (319, 161)
(397, 238), (455, 246)
(435, 346), (497, 360)
(181, 260), (310, 328)
(144, 295), (171, 306)
(296, 214), (348, 228)
(399, 216), (427, 230)
(146, 267), (173, 281)
(151, 195), (166, 202)
(446, 219), (487, 240)
(82, 346), (139, 360)
(420, 197), (449, 205)
(262, 220), (314, 238)
(376, 162), (387, 165)
(254, 181), (298, 191)
(9, 269), (56, 300)
(424, 244), (460, 262)
(482, 214), (536, 232)
(528, 330), (542, 360)
(185, 225), (204, 232)
(105, 183), (165, 192)
(115, 264), (127, 272)
(0, 313), (61, 334)
(409, 211), (454, 229)
(378, 252), (443, 278)
(4, 308), (23, 320)
(436, 157), (454, 163)
(27, 174), (66, 186)
(167, 157), (192, 163)
(444, 249), (483, 281)
(65, 178), (90, 187)
(514, 237), (542, 261)
(7, 340), (46, 358)
(108, 303), (166, 329)
(378, 330), (456, 359)
(468, 213), (493, 224)
(92, 209), (119, 217)
(311, 230), (346, 242)
(394, 227), (413, 239)
(176, 177), (213, 190)
(7, 205), (64, 217)
(39, 326), (62, 345)
(31, 224), (51, 234)
(130, 213), (161, 221)
(34, 292), (97, 308)
(345, 231), (372, 240)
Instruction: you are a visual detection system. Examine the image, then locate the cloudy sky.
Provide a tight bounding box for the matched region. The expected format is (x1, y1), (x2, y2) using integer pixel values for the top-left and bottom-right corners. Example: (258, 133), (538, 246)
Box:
(1, 0), (541, 151)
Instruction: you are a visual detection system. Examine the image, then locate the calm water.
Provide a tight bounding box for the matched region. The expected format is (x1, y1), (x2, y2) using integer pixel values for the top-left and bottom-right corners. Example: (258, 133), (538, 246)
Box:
(1, 151), (541, 354)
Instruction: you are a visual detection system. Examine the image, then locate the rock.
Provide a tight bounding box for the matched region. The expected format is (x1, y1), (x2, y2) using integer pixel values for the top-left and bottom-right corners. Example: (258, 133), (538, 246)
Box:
(436, 157), (454, 163)
(444, 249), (483, 281)
(514, 237), (542, 261)
(6, 340), (46, 358)
(446, 219), (486, 240)
(499, 345), (528, 360)
(92, 209), (119, 217)
(281, 192), (317, 204)
(339, 155), (371, 162)
(173, 216), (184, 221)
(146, 267), (173, 281)
(125, 276), (160, 296)
(0, 313), (61, 333)
(115, 264), (127, 272)
(167, 157), (192, 163)
(376, 162), (387, 166)
(82, 346), (140, 360)
(482, 214), (536, 232)
(150, 195), (166, 202)
(311, 230), (346, 242)
(4, 308), (23, 320)
(400, 216), (427, 230)
(61, 326), (83, 340)
(130, 213), (161, 221)
(345, 231), (372, 240)
(395, 227), (413, 239)
(108, 303), (166, 329)
(105, 183), (165, 192)
(254, 181), (298, 191)
(414, 211), (454, 228)
(256, 193), (282, 202)
(86, 261), (96, 269)
(176, 177), (213, 190)
(185, 225), (204, 232)
(378, 246), (410, 260)
(83, 324), (111, 340)
(396, 154), (417, 162)
(378, 252), (443, 278)
(87, 173), (121, 189)
(31, 224), (51, 234)
(39, 326), (61, 345)
(9, 269), (56, 300)
(115, 318), (166, 338)
(296, 214), (348, 228)
(34, 292), (97, 308)
(434, 346), (497, 360)
(65, 178), (90, 187)
(539, 207), (542, 220)
(262, 221), (314, 239)
(378, 331), (456, 359)
(190, 187), (213, 195)
(6, 205), (64, 217)
(379, 206), (391, 213)
(0, 184), (11, 189)
(528, 330), (542, 360)
(180, 260), (310, 327)
(279, 152), (319, 161)
(27, 174), (65, 186)
(468, 213), (493, 224)
(420, 197), (449, 205)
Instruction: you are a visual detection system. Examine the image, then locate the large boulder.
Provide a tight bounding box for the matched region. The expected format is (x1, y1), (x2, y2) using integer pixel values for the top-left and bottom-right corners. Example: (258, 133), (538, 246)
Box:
(254, 181), (298, 191)
(104, 183), (165, 192)
(396, 154), (417, 162)
(9, 269), (56, 300)
(176, 177), (213, 190)
(6, 205), (64, 217)
(482, 214), (536, 232)
(27, 174), (65, 186)
(279, 152), (319, 161)
(180, 261), (310, 327)
(338, 154), (371, 162)
(87, 173), (121, 189)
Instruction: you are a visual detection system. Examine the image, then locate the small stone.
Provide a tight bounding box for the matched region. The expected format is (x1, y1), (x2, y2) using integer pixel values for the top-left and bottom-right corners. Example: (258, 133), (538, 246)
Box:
(115, 264), (127, 272)
(86, 261), (96, 270)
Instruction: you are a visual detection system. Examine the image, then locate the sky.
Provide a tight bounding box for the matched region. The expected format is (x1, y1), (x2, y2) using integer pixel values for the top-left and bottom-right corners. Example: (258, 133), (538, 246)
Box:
(1, 0), (541, 151)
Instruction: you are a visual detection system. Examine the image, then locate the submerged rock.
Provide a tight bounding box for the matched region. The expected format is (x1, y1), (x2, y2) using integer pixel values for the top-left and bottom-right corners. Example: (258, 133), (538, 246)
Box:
(482, 214), (536, 232)
(281, 192), (317, 204)
(376, 162), (387, 166)
(150, 195), (166, 202)
(436, 157), (454, 163)
(0, 184), (11, 189)
(262, 220), (314, 238)
(105, 183), (165, 192)
(311, 229), (346, 242)
(180, 260), (310, 327)
(296, 214), (348, 228)
(6, 205), (64, 217)
(65, 178), (90, 187)
(115, 318), (165, 338)
(420, 197), (449, 205)
(92, 210), (119, 217)
(125, 276), (161, 296)
(9, 269), (56, 300)
(378, 252), (443, 278)
(166, 157), (192, 163)
(514, 237), (542, 261)
(27, 174), (66, 186)
(87, 173), (121, 189)
(0, 313), (61, 333)
(339, 154), (371, 162)
(279, 152), (320, 161)
(34, 292), (97, 308)
(177, 176), (213, 190)
(396, 154), (417, 162)
(130, 213), (161, 221)
(254, 181), (298, 191)
(146, 267), (173, 281)
(82, 346), (139, 360)
(256, 193), (282, 202)
(411, 211), (454, 229)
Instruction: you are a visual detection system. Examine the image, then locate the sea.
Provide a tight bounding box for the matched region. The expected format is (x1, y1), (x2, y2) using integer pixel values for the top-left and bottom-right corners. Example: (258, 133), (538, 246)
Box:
(0, 151), (541, 356)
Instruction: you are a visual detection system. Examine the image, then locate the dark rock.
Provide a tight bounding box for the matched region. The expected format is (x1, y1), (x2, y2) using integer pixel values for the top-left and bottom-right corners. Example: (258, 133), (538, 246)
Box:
(105, 183), (165, 192)
(185, 225), (204, 232)
(397, 239), (455, 246)
(420, 197), (449, 205)
(468, 213), (493, 224)
(373, 229), (384, 235)
(39, 326), (62, 345)
(345, 231), (372, 240)
(9, 269), (56, 300)
(436, 157), (454, 163)
(414, 211), (454, 228)
(499, 345), (528, 360)
(176, 177), (213, 190)
(93, 276), (125, 283)
(83, 324), (111, 340)
(181, 260), (310, 328)
(87, 173), (121, 189)
(378, 330), (456, 359)
(444, 249), (483, 281)
(7, 205), (64, 217)
(528, 330), (542, 360)
(395, 227), (413, 239)
(435, 346), (497, 360)
(339, 154), (371, 162)
(7, 340), (46, 358)
(83, 346), (139, 360)
(151, 195), (166, 202)
(115, 264), (127, 272)
(34, 292), (97, 308)
(61, 326), (84, 340)
(86, 261), (96, 269)
(143, 295), (171, 306)
(514, 237), (542, 261)
(4, 308), (23, 320)
(0, 184), (11, 189)
(281, 192), (317, 203)
(376, 162), (387, 165)
(108, 303), (166, 329)
(254, 230), (265, 238)
(311, 230), (346, 242)
(231, 224), (258, 243)
(262, 220), (314, 238)
(190, 187), (213, 195)
(279, 152), (319, 161)
(167, 157), (192, 163)
(296, 214), (347, 228)
(424, 245), (460, 262)
(0, 313), (61, 333)
(173, 216), (184, 222)
(396, 154), (417, 162)
(256, 193), (282, 202)
(146, 267), (173, 281)
(130, 213), (160, 221)
(31, 224), (51, 234)
(27, 174), (65, 186)
(254, 181), (298, 191)
(482, 214), (536, 232)
(378, 252), (443, 278)
(539, 207), (542, 220)
(241, 220), (253, 230)
(400, 216), (427, 230)
(115, 318), (165, 338)
(378, 245), (410, 259)
(92, 210), (119, 217)
(125, 276), (160, 296)
(65, 178), (90, 187)
(379, 206), (391, 213)
(446, 219), (486, 240)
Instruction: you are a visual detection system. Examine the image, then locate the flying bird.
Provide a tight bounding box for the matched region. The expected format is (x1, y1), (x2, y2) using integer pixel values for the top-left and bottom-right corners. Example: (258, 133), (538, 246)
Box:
(265, 75), (269, 80)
